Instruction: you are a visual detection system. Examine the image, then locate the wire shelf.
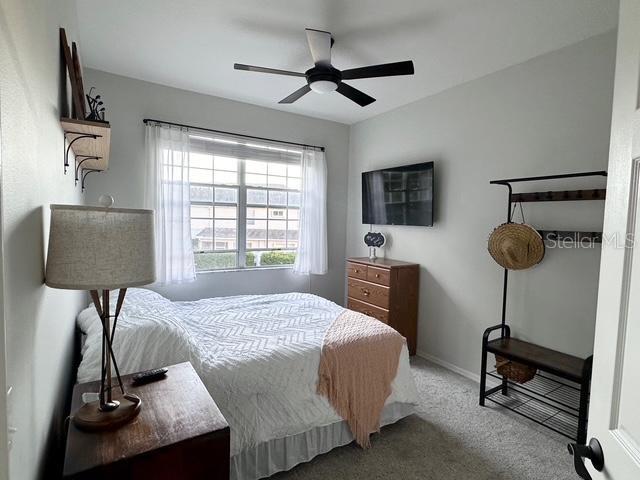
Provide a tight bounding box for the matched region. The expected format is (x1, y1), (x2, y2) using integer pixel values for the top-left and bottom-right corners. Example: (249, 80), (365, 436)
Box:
(487, 371), (581, 413)
(484, 369), (585, 440)
(486, 389), (580, 440)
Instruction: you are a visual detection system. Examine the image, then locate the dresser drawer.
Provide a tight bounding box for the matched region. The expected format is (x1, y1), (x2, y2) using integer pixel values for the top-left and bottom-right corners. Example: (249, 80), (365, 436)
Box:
(347, 298), (389, 323)
(366, 266), (391, 286)
(347, 278), (390, 309)
(346, 261), (367, 280)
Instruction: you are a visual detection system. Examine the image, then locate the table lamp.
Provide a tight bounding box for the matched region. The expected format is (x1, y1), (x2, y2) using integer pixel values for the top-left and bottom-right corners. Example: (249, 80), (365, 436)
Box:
(45, 198), (155, 431)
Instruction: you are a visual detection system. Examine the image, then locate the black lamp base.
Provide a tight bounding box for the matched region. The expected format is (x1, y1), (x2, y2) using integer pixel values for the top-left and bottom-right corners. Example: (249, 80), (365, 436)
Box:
(73, 393), (142, 432)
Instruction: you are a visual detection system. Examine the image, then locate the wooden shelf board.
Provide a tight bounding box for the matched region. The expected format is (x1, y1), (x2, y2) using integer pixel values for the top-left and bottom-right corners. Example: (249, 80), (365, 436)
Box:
(61, 117), (110, 171)
(510, 189), (605, 203)
(490, 171), (607, 185)
(486, 337), (587, 382)
(539, 230), (602, 244)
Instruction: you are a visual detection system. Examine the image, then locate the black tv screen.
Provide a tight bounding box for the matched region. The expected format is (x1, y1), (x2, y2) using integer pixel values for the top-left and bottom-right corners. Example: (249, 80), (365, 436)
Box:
(362, 161), (434, 226)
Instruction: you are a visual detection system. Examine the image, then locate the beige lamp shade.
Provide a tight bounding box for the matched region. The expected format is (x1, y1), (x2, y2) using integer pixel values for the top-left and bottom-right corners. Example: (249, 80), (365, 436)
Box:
(45, 204), (156, 290)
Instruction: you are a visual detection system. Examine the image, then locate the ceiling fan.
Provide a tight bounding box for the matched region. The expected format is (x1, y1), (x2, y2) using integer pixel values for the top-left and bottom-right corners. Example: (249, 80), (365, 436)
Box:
(234, 28), (415, 107)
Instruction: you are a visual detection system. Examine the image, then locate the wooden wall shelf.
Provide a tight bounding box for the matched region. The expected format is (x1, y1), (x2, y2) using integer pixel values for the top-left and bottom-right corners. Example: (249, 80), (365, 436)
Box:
(61, 117), (110, 185)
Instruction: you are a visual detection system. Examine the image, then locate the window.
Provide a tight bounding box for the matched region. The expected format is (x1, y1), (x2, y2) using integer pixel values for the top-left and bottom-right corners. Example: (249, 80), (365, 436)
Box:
(187, 134), (302, 271)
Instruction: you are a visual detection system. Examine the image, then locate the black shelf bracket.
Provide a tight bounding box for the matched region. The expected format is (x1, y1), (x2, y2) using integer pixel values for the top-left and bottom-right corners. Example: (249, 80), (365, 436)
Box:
(63, 131), (102, 175)
(74, 156), (101, 185)
(81, 168), (101, 192)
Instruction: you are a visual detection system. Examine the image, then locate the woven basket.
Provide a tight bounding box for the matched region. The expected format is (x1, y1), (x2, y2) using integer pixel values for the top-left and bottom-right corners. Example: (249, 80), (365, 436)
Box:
(495, 355), (536, 384)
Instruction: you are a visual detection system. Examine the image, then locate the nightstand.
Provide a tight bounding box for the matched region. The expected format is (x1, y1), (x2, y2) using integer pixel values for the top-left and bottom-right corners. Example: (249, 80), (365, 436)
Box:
(63, 362), (229, 479)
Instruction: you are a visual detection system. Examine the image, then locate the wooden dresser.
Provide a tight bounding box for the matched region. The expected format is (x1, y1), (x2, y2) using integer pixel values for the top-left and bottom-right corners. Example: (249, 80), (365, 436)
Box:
(346, 257), (419, 355)
(63, 362), (230, 480)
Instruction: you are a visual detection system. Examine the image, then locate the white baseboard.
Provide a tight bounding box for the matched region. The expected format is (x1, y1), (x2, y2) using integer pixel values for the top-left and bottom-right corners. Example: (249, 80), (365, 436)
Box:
(415, 350), (481, 384)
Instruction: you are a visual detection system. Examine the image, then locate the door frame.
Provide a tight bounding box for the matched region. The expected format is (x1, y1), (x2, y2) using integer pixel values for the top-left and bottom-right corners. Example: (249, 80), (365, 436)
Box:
(0, 78), (8, 480)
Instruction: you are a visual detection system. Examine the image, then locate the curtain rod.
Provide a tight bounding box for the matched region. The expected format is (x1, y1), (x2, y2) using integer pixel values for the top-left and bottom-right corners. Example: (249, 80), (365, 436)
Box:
(142, 118), (325, 152)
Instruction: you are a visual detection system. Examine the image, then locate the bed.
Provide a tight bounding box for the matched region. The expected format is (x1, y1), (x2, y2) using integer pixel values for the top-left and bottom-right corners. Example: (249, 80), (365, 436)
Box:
(76, 288), (419, 480)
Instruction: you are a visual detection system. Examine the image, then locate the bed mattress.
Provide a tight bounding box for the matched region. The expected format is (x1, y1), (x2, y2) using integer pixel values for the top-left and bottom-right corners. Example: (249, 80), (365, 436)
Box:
(76, 288), (419, 478)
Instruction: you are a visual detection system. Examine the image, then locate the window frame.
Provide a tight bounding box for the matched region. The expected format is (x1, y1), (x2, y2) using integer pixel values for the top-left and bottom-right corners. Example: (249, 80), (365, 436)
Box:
(188, 140), (302, 273)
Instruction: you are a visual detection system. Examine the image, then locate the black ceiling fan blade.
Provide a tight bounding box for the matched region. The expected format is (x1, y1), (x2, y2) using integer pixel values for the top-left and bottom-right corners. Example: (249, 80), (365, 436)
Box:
(336, 82), (376, 107)
(305, 28), (332, 66)
(341, 60), (415, 80)
(234, 63), (306, 77)
(279, 84), (312, 104)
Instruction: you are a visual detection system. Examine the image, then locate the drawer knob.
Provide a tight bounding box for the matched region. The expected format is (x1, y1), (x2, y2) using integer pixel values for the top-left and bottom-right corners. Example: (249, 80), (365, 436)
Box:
(362, 289), (370, 296)
(375, 274), (380, 278)
(354, 269), (359, 273)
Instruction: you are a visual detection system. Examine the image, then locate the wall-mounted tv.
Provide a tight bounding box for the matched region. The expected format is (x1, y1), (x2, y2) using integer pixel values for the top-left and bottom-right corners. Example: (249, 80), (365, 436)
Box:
(362, 161), (434, 227)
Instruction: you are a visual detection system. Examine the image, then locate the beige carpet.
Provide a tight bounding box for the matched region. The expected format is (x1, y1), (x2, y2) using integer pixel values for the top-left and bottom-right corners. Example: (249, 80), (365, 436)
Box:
(274, 357), (576, 480)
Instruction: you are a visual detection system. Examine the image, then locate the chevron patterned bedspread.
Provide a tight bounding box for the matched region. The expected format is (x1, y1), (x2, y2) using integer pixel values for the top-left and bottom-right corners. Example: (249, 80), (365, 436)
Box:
(76, 288), (419, 456)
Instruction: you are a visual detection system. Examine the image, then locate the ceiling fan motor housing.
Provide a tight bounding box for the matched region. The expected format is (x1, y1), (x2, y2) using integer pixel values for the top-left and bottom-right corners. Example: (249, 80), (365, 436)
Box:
(306, 65), (342, 90)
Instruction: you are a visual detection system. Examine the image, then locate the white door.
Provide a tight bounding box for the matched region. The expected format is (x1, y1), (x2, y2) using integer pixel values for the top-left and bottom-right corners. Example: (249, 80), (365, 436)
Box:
(583, 1), (640, 479)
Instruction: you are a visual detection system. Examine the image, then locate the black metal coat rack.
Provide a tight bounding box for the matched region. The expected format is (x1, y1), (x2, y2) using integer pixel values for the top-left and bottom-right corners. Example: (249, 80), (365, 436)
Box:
(479, 170), (606, 443)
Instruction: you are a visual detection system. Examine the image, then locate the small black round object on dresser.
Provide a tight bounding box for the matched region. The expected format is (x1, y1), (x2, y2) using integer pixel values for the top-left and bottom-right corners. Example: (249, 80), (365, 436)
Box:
(364, 232), (386, 259)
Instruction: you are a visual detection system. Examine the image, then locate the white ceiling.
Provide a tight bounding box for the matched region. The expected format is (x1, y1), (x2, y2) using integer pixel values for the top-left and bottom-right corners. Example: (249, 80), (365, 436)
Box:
(75, 0), (618, 124)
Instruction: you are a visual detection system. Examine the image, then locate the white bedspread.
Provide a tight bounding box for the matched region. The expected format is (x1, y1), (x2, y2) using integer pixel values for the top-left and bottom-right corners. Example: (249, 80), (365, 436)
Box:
(77, 288), (419, 458)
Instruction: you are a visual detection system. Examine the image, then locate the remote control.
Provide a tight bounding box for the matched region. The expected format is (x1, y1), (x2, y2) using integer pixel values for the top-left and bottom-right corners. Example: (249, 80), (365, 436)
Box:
(131, 367), (168, 386)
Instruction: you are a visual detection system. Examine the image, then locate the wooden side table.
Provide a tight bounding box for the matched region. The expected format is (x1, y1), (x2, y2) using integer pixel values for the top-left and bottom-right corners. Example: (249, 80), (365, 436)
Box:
(63, 362), (229, 479)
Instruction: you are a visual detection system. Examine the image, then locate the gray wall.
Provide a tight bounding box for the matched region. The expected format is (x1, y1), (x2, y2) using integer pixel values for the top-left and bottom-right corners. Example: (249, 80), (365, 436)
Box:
(346, 32), (616, 376)
(0, 0), (86, 478)
(82, 70), (350, 303)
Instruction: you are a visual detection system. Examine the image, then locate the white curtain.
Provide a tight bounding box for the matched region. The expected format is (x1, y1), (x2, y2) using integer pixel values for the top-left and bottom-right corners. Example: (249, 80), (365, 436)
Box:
(293, 147), (328, 275)
(144, 123), (196, 284)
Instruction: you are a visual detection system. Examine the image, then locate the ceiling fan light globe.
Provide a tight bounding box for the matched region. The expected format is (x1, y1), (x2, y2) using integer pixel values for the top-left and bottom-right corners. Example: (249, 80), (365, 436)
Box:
(310, 80), (338, 94)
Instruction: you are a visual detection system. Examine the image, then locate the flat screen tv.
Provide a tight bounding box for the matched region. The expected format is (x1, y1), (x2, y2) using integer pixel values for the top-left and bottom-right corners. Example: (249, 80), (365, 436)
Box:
(362, 161), (434, 226)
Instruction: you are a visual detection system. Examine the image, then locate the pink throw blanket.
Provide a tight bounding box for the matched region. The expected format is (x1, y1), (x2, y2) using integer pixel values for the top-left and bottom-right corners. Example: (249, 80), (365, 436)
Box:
(317, 309), (405, 448)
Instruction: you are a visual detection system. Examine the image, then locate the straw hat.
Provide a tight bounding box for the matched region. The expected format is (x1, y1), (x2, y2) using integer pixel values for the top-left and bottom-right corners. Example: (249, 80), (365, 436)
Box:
(488, 223), (545, 270)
